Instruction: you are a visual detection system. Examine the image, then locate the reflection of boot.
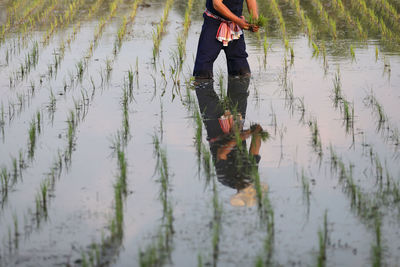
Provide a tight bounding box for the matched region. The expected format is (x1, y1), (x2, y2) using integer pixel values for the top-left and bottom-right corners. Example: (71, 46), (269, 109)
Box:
(229, 183), (268, 207)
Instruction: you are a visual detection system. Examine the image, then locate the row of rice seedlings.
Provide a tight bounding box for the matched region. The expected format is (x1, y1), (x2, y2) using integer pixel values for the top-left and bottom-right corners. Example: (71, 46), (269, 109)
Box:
(316, 211), (328, 267)
(3, 0), (126, 174)
(350, 0), (400, 43)
(0, 81), (41, 135)
(139, 134), (174, 266)
(309, 0), (337, 38)
(113, 0), (142, 55)
(286, 0), (331, 64)
(371, 215), (383, 267)
(109, 128), (129, 243)
(10, 155), (59, 233)
(20, 0), (61, 44)
(329, 148), (391, 222)
(365, 149), (400, 205)
(44, 0), (104, 78)
(328, 149), (393, 266)
(372, 0), (400, 23)
(1, 61), (116, 256)
(4, 0), (29, 28)
(152, 0), (175, 61)
(12, 0), (47, 27)
(194, 108), (203, 175)
(0, 0), (46, 43)
(42, 0), (85, 45)
(255, 175), (275, 265)
(330, 69), (354, 134)
(2, 0), (59, 63)
(9, 41), (39, 83)
(4, 0), (102, 102)
(268, 0), (286, 36)
(270, 0), (294, 56)
(1, 213), (20, 256)
(0, 149), (27, 204)
(286, 0), (314, 39)
(363, 0), (400, 35)
(331, 0), (366, 39)
(211, 176), (222, 267)
(75, 0), (122, 78)
(176, 0), (194, 64)
(169, 0), (195, 92)
(279, 57), (309, 125)
(55, 0), (104, 69)
(7, 0), (82, 86)
(1, 72), (112, 259)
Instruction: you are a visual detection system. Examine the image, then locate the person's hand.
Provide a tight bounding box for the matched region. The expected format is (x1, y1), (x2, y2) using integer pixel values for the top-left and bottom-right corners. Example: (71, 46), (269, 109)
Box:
(249, 24), (259, 32)
(240, 129), (251, 140)
(237, 17), (250, 30)
(251, 124), (263, 134)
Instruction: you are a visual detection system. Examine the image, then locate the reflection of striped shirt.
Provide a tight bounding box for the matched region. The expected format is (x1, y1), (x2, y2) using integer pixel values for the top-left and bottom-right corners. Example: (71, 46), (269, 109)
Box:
(204, 9), (243, 46)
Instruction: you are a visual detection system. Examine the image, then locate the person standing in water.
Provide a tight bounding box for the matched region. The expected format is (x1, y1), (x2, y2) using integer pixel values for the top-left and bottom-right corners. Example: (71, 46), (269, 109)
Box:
(193, 0), (259, 79)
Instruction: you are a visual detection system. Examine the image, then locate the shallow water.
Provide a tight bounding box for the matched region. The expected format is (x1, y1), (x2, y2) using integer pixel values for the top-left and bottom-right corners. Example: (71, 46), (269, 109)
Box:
(0, 0), (400, 266)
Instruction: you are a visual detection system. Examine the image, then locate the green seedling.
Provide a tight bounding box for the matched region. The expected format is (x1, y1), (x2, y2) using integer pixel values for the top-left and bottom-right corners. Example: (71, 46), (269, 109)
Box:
(201, 144), (212, 185)
(309, 119), (322, 156)
(350, 45), (355, 60)
(28, 118), (36, 159)
(12, 156), (18, 183)
(0, 102), (5, 127)
(212, 178), (222, 267)
(332, 70), (342, 108)
(40, 181), (48, 212)
(76, 60), (84, 80)
(127, 68), (134, 93)
(248, 13), (267, 29)
(66, 110), (76, 161)
(371, 216), (382, 267)
(1, 167), (10, 196)
(312, 41), (319, 57)
(263, 35), (268, 59)
(317, 211), (328, 267)
(36, 110), (41, 134)
(13, 213), (19, 249)
(194, 109), (203, 171)
(301, 169), (311, 206)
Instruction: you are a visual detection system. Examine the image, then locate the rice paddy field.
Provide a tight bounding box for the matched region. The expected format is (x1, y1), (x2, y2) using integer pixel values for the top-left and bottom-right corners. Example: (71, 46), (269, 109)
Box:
(1, 0), (400, 266)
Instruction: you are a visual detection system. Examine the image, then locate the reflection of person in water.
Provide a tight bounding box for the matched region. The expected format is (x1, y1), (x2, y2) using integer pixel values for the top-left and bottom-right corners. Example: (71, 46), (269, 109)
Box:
(195, 76), (268, 207)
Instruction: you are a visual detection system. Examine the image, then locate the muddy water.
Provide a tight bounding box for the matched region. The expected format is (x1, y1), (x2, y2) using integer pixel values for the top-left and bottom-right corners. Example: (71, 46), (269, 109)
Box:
(0, 0), (400, 266)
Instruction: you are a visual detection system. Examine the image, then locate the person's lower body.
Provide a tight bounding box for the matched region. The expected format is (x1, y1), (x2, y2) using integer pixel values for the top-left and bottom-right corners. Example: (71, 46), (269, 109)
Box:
(193, 15), (251, 79)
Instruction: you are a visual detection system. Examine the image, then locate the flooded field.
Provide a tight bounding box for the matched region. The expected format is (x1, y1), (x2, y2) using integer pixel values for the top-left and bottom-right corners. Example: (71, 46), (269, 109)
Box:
(0, 0), (400, 266)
